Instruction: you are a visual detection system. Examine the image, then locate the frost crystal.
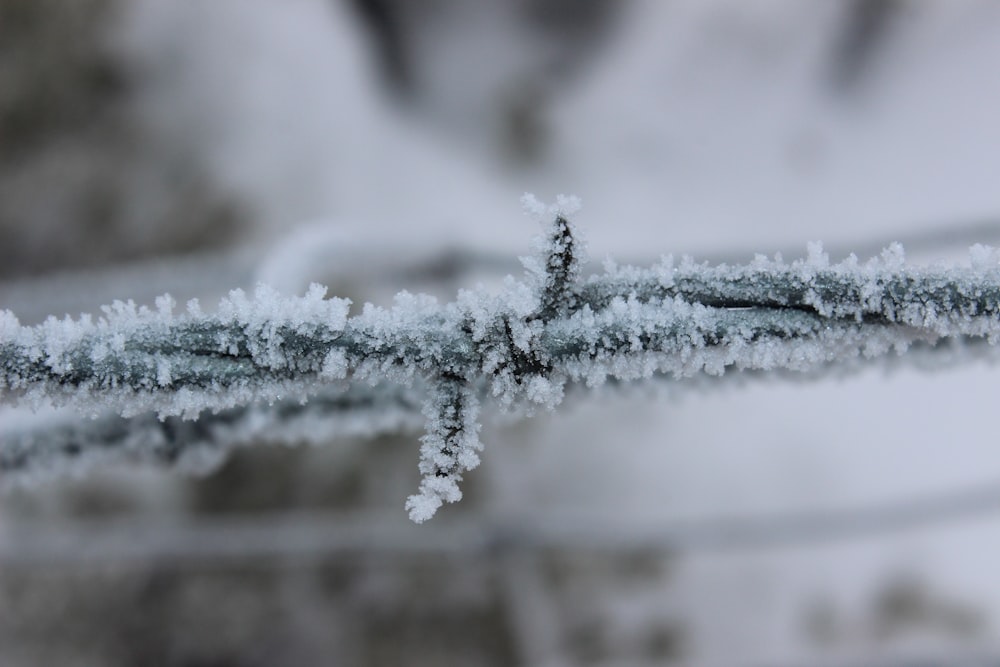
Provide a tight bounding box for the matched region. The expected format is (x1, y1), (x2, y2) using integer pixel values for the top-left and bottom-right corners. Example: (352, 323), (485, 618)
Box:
(405, 378), (481, 523)
(5, 199), (1000, 522)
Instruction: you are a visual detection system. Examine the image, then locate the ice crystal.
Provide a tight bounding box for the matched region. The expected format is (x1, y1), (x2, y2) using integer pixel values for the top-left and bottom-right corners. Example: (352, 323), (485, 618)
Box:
(5, 197), (1000, 521)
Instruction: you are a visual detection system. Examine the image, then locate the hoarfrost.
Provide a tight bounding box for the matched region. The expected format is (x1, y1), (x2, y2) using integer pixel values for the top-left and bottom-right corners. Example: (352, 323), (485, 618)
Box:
(5, 200), (1000, 521)
(0, 283), (351, 420)
(405, 378), (481, 523)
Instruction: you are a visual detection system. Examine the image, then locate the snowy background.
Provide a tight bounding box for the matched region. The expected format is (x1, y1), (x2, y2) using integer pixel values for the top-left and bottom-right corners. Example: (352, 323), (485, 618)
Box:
(3, 0), (1000, 665)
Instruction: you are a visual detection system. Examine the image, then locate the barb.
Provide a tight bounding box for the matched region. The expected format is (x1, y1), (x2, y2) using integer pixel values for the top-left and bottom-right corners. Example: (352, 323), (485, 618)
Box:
(405, 375), (482, 522)
(4, 204), (1000, 520)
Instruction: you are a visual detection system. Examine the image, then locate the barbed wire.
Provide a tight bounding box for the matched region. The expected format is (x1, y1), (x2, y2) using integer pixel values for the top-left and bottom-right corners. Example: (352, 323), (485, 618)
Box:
(5, 199), (1000, 520)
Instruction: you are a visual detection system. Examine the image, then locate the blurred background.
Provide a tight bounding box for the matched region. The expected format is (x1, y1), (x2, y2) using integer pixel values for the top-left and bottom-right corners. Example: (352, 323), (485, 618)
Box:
(3, 0), (1000, 664)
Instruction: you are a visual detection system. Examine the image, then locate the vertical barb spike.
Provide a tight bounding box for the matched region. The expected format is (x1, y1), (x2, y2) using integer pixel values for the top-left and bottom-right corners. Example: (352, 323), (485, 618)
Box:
(405, 374), (482, 523)
(534, 213), (584, 321)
